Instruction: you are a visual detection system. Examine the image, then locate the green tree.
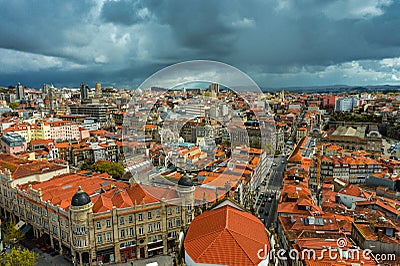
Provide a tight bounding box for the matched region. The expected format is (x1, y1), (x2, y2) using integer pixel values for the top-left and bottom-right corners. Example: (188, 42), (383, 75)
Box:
(84, 161), (125, 179)
(3, 221), (24, 245)
(2, 247), (38, 266)
(8, 102), (19, 110)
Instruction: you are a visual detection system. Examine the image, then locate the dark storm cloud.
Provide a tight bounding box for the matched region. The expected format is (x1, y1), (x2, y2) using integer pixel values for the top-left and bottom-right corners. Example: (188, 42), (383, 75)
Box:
(0, 0), (95, 62)
(0, 0), (399, 87)
(101, 0), (147, 25)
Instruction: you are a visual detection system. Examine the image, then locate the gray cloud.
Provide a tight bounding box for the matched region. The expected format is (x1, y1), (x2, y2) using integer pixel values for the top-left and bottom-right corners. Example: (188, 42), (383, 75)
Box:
(0, 0), (399, 88)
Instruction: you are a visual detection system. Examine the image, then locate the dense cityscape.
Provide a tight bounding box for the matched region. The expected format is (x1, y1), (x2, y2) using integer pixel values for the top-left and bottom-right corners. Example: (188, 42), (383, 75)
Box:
(1, 0), (400, 265)
(0, 81), (398, 266)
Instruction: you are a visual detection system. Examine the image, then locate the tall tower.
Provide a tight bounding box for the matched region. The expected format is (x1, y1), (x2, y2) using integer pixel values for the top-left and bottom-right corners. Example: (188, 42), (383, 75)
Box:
(80, 82), (89, 100)
(95, 82), (101, 93)
(208, 83), (219, 98)
(177, 173), (195, 228)
(16, 82), (25, 101)
(69, 186), (95, 265)
(280, 90), (285, 102)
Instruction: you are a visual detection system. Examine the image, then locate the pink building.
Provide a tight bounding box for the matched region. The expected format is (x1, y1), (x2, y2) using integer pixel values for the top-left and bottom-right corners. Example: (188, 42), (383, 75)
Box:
(1, 132), (27, 154)
(45, 120), (80, 141)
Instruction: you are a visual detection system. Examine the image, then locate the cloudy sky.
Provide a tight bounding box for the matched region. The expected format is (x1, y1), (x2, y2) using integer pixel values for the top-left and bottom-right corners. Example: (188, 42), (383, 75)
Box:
(1, 0), (400, 89)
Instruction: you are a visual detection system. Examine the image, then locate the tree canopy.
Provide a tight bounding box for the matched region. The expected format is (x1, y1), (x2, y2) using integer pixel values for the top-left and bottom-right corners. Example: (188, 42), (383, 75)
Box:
(8, 102), (19, 110)
(81, 161), (125, 179)
(3, 221), (24, 245)
(2, 247), (38, 266)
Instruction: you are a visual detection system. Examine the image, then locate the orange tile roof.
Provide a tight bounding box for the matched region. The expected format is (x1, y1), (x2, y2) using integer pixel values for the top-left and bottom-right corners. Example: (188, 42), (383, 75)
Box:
(184, 204), (269, 265)
(0, 154), (67, 180)
(338, 185), (371, 199)
(19, 172), (114, 208)
(356, 200), (400, 216)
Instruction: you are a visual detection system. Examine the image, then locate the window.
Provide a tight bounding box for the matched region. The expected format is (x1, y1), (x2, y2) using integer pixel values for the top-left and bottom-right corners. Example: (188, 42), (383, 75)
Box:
(129, 228), (134, 236)
(156, 222), (161, 231)
(139, 226), (144, 235)
(168, 220), (173, 229)
(176, 218), (181, 227)
(120, 229), (125, 239)
(176, 206), (180, 214)
(167, 208), (172, 215)
(52, 226), (58, 235)
(81, 226), (86, 234)
(96, 221), (101, 230)
(148, 211), (152, 220)
(106, 232), (112, 242)
(187, 204), (192, 211)
(156, 210), (160, 218)
(97, 234), (103, 244)
(128, 215), (133, 223)
(138, 213), (143, 221)
(187, 216), (192, 224)
(120, 217), (125, 225)
(106, 219), (111, 228)
(148, 224), (153, 233)
(51, 213), (57, 221)
(44, 221), (49, 230)
(43, 209), (47, 217)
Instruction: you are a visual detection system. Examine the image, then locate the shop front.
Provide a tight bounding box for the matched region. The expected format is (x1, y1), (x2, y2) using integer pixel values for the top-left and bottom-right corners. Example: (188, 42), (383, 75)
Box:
(120, 241), (137, 261)
(96, 247), (115, 264)
(147, 240), (164, 257)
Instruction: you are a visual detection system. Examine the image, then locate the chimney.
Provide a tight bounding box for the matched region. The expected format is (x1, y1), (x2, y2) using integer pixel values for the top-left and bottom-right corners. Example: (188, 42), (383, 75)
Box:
(377, 229), (383, 241)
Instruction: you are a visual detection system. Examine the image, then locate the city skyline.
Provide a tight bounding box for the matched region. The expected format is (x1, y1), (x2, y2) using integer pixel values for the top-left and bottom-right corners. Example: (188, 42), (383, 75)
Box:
(1, 0), (400, 89)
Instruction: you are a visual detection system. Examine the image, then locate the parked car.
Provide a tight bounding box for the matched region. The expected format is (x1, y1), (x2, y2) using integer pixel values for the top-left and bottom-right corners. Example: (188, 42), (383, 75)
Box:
(267, 197), (272, 202)
(259, 208), (264, 213)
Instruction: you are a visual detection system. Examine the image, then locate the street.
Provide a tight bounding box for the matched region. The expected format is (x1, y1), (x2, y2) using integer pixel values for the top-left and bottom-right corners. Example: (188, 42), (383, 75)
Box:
(254, 156), (286, 230)
(253, 108), (305, 231)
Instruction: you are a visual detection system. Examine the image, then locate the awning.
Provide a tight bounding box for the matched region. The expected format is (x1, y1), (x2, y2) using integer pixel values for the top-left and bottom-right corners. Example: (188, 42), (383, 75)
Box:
(147, 246), (163, 252)
(20, 224), (32, 234)
(15, 220), (25, 230)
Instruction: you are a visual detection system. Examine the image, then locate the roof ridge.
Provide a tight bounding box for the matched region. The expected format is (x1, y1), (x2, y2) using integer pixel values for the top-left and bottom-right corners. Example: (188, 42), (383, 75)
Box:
(195, 229), (226, 260)
(225, 228), (258, 264)
(227, 216), (267, 243)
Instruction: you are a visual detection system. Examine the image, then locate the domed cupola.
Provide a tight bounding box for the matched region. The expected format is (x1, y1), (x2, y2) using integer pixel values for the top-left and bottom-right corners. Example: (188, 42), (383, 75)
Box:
(178, 172), (194, 187)
(71, 186), (91, 206)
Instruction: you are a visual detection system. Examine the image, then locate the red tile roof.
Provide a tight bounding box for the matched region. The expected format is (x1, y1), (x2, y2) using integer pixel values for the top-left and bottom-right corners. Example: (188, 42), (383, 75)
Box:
(184, 204), (269, 265)
(0, 154), (66, 180)
(338, 185), (371, 199)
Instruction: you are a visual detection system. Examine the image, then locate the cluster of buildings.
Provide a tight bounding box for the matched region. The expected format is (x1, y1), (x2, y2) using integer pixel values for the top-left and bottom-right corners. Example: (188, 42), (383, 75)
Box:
(271, 91), (400, 265)
(0, 82), (400, 265)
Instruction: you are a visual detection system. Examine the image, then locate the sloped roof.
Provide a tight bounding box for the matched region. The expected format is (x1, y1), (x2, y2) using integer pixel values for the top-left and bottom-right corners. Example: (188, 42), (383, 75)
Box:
(184, 204), (269, 265)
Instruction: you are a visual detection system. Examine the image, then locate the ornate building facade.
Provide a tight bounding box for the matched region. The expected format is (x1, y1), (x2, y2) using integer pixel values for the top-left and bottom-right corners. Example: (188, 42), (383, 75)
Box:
(0, 170), (194, 265)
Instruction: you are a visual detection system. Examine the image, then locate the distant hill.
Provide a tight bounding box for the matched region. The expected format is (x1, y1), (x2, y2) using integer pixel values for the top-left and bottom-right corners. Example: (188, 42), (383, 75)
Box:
(261, 85), (400, 94)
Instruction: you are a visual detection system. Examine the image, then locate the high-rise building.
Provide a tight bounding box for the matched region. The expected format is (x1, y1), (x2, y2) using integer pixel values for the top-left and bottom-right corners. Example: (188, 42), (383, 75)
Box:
(95, 82), (101, 93)
(16, 82), (25, 101)
(335, 96), (359, 112)
(208, 83), (219, 94)
(80, 82), (89, 100)
(41, 83), (53, 95)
